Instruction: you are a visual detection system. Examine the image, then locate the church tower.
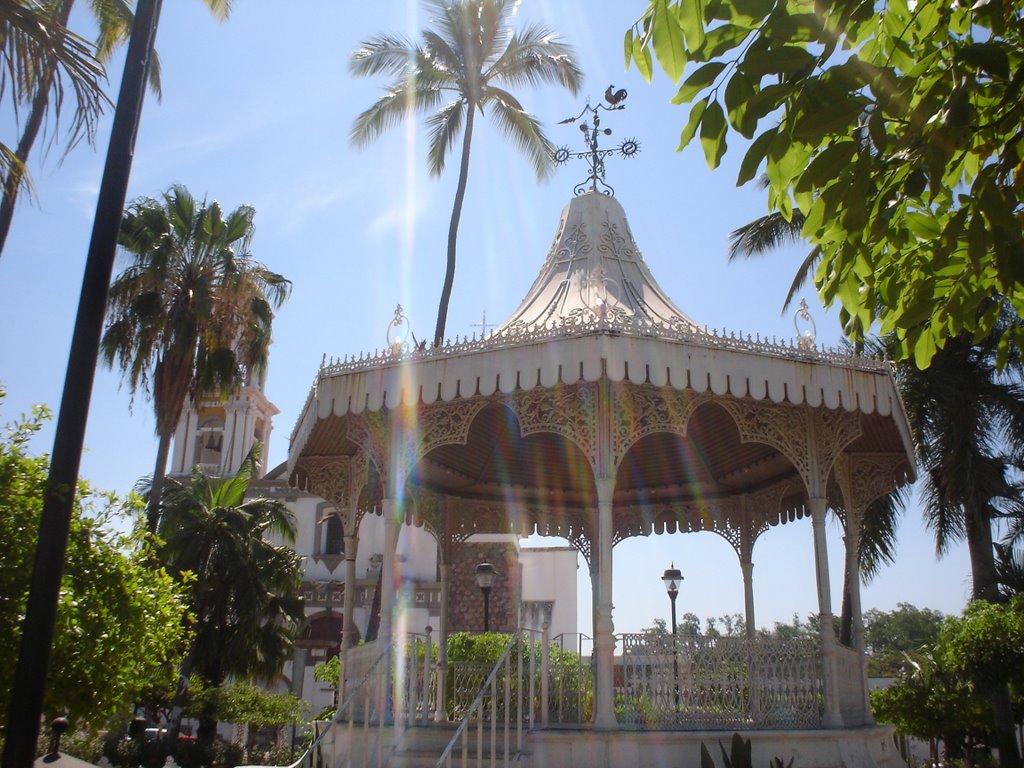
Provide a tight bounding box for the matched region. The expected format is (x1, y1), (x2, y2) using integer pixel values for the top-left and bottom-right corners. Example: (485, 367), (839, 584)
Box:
(169, 372), (279, 479)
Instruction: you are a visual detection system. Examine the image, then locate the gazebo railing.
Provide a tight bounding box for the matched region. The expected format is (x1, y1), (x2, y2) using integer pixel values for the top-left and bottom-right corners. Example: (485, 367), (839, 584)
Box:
(435, 629), (541, 768)
(549, 632), (594, 725)
(615, 633), (823, 730)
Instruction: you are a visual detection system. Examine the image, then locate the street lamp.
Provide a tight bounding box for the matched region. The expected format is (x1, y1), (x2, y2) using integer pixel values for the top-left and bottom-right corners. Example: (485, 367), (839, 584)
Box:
(662, 564), (683, 709)
(475, 562), (498, 632)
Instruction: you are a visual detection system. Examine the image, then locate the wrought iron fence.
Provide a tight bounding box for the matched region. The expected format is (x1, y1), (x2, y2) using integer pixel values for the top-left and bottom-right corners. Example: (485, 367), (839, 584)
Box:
(615, 633), (822, 730)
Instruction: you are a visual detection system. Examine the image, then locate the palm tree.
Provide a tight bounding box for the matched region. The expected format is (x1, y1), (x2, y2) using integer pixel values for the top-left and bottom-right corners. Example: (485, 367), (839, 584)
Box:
(156, 447), (304, 745)
(350, 0), (582, 346)
(0, 0), (107, 222)
(101, 185), (290, 532)
(0, 0), (232, 260)
(871, 319), (1024, 768)
(891, 322), (1024, 603)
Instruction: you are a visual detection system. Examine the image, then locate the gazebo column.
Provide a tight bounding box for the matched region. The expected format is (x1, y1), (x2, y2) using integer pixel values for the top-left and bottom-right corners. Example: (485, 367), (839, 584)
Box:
(434, 561), (450, 721)
(739, 512), (757, 639)
(844, 505), (873, 723)
(592, 477), (617, 730)
(342, 534), (359, 651)
(739, 508), (761, 722)
(809, 496), (842, 728)
(379, 498), (399, 644)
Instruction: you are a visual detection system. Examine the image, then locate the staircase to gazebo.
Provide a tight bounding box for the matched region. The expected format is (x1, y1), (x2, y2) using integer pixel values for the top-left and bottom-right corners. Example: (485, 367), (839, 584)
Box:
(265, 626), (892, 768)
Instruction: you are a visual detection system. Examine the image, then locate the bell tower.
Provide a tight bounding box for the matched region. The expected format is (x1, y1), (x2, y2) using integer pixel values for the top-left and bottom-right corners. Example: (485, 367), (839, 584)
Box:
(169, 373), (279, 479)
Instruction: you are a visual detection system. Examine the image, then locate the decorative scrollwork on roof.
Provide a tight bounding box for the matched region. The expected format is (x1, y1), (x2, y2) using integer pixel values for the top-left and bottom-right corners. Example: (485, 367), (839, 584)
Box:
(294, 456), (351, 507)
(718, 399), (813, 492)
(512, 382), (599, 470)
(611, 383), (711, 467)
(317, 311), (888, 380)
(553, 85), (639, 196)
(347, 410), (390, 488)
(411, 399), (490, 468)
(813, 408), (862, 489)
(832, 452), (909, 529)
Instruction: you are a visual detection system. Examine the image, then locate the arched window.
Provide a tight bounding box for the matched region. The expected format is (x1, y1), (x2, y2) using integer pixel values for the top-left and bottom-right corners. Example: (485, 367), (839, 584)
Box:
(323, 513), (344, 556)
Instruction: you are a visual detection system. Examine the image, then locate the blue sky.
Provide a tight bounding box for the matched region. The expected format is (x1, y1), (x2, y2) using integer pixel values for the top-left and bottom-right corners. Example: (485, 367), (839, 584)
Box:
(0, 1), (973, 635)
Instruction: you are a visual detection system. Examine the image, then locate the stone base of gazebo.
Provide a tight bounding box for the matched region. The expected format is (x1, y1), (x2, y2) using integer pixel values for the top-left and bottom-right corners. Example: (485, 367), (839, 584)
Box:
(310, 723), (904, 768)
(527, 726), (905, 768)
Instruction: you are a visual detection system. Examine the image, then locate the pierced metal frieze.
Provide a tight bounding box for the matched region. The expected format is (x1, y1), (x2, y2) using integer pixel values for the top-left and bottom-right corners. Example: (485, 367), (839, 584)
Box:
(347, 410), (390, 487)
(294, 456), (350, 508)
(512, 383), (599, 470)
(611, 384), (708, 467)
(833, 452), (908, 526)
(720, 399), (813, 492)
(812, 408), (862, 486)
(415, 398), (489, 463)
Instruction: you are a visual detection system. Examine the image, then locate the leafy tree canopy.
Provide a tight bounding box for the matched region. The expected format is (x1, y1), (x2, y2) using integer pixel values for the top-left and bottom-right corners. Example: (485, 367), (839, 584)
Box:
(0, 389), (189, 732)
(864, 603), (944, 675)
(871, 598), (1024, 758)
(185, 680), (305, 728)
(628, 0), (1024, 367)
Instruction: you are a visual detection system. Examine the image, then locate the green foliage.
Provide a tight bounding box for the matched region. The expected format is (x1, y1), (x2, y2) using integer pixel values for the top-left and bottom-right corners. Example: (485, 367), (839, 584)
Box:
(864, 603), (944, 676)
(629, 0), (1024, 366)
(870, 599), (1024, 758)
(313, 655), (340, 686)
(937, 596), (1024, 693)
(185, 680), (306, 727)
(102, 732), (244, 768)
(102, 184), (290, 530)
(156, 451), (304, 742)
(158, 449), (305, 688)
(870, 650), (991, 756)
(701, 733), (788, 768)
(0, 390), (189, 732)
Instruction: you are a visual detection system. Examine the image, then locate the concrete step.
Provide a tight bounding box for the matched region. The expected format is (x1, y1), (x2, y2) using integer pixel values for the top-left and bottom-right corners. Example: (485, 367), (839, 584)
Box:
(387, 724), (529, 768)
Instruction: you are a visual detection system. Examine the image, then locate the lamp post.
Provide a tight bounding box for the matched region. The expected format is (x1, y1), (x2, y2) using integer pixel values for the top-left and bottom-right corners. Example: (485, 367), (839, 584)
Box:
(662, 564), (683, 709)
(475, 562), (498, 632)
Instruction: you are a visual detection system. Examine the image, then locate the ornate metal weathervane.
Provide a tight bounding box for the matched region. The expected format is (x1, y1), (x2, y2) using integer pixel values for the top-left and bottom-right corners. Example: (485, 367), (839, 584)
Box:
(553, 85), (640, 196)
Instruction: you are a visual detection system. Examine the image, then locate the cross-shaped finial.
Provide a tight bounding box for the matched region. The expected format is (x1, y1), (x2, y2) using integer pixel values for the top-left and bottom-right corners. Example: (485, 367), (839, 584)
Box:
(470, 311), (497, 337)
(553, 85), (640, 197)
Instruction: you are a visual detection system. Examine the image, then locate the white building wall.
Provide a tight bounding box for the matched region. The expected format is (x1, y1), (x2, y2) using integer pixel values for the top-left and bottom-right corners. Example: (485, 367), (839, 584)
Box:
(520, 547), (578, 640)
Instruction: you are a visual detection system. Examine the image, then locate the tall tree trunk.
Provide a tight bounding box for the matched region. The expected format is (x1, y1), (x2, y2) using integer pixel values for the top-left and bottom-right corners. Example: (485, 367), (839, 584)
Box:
(148, 427), (172, 532)
(965, 502), (1022, 768)
(0, 0), (76, 259)
(164, 641), (197, 743)
(1, 2), (162, 764)
(966, 503), (999, 602)
(839, 570), (853, 647)
(433, 105), (475, 348)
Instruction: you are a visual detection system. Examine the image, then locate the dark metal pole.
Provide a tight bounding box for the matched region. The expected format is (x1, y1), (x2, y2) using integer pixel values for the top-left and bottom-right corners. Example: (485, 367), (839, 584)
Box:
(2, 3), (162, 765)
(482, 587), (491, 632)
(669, 589), (679, 710)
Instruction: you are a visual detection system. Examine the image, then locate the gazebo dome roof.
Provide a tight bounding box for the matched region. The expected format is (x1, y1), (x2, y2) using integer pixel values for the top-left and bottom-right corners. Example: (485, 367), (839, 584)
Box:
(497, 191), (699, 334)
(287, 188), (916, 534)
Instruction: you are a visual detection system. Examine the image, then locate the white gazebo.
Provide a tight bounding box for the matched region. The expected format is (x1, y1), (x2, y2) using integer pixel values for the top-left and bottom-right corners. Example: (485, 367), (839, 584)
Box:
(286, 187), (915, 768)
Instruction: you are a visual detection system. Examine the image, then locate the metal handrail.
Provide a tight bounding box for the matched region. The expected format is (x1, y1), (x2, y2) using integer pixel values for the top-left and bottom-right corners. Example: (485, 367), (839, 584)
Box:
(239, 645), (390, 768)
(433, 629), (536, 768)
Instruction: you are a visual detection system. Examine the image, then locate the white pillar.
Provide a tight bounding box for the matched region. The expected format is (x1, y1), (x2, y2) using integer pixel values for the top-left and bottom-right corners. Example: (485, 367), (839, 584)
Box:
(379, 499), (399, 643)
(742, 559), (756, 639)
(342, 534), (358, 650)
(810, 496), (842, 728)
(435, 562), (450, 721)
(845, 508), (873, 723)
(592, 478), (617, 730)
